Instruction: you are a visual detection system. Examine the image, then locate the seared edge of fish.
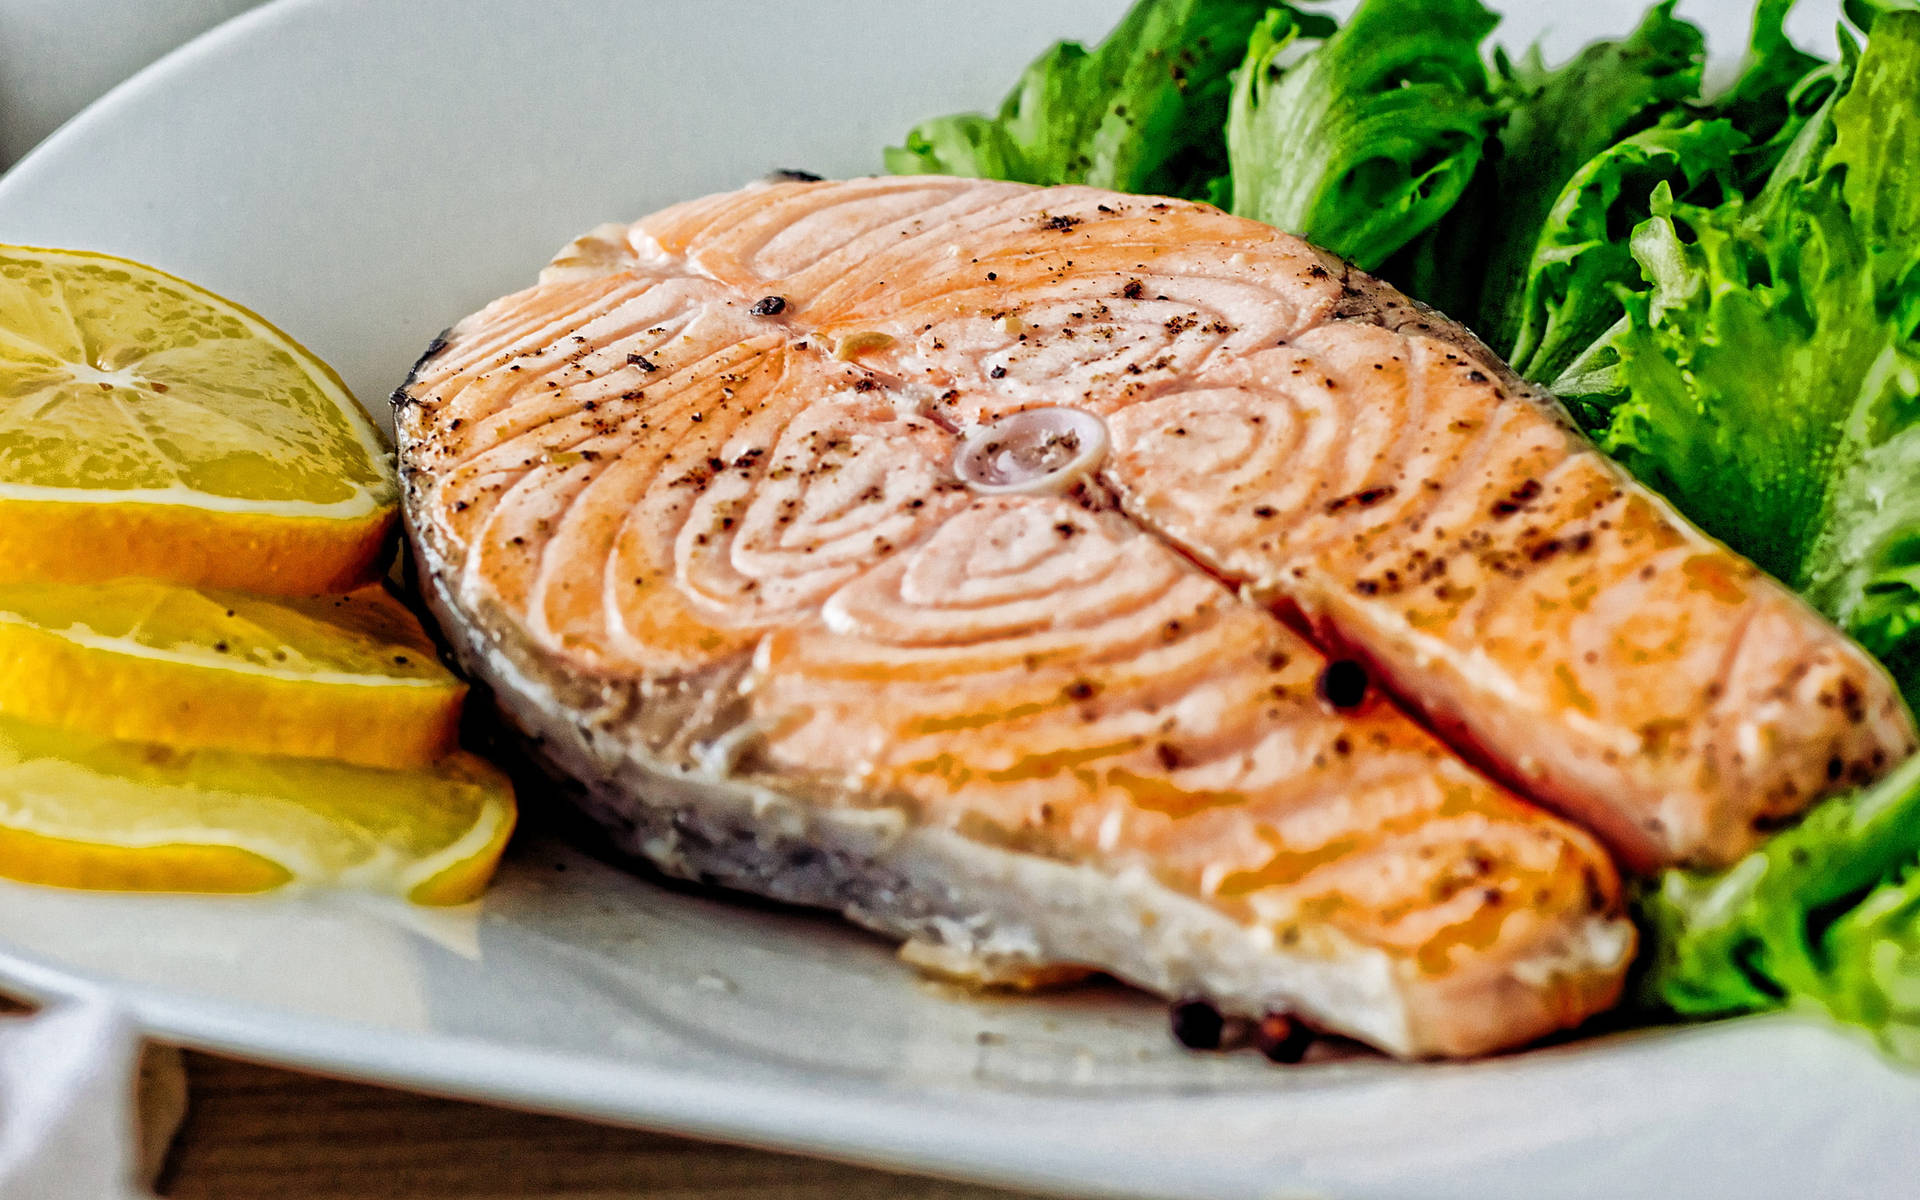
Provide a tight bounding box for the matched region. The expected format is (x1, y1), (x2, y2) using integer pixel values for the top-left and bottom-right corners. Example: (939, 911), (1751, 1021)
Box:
(406, 506), (1631, 1058)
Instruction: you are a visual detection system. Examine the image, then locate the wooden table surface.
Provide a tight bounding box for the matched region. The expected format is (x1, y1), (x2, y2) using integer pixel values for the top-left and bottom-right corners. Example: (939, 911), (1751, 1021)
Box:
(159, 1051), (1045, 1200)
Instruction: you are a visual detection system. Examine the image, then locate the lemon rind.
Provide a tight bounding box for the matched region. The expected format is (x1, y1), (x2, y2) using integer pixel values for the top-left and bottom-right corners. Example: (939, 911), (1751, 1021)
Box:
(0, 481), (393, 519)
(0, 747), (516, 904)
(0, 616), (456, 689)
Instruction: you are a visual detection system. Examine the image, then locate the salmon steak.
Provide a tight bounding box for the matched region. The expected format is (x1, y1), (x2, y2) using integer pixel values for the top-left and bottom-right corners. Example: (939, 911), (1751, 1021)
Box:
(394, 176), (1913, 1058)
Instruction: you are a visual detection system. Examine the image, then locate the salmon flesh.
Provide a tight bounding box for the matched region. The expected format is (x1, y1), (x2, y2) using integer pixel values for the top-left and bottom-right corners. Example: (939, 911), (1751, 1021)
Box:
(395, 177), (1914, 1057)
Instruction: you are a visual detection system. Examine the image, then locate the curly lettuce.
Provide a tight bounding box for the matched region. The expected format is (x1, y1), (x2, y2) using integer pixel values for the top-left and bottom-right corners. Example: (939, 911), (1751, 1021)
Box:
(1453, 1), (1706, 350)
(1846, 0), (1920, 30)
(1414, 0), (1835, 394)
(1436, 0), (1841, 411)
(883, 0), (1268, 200)
(1715, 0), (1830, 165)
(1600, 17), (1920, 677)
(1223, 0), (1498, 270)
(1632, 15), (1920, 1046)
(1639, 753), (1920, 1035)
(885, 0), (1497, 267)
(1507, 119), (1744, 397)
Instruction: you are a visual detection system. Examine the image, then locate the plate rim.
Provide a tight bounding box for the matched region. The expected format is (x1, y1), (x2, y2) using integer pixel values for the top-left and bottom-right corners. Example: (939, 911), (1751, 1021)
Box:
(0, 940), (1143, 1200)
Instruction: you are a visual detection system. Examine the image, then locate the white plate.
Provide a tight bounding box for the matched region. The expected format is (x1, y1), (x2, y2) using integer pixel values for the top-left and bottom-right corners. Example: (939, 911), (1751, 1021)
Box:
(0, 2), (1911, 1197)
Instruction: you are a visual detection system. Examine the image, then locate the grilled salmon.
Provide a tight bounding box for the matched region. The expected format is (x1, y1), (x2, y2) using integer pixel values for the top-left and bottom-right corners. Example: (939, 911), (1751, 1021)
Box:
(397, 176), (1891, 1056)
(594, 176), (1916, 870)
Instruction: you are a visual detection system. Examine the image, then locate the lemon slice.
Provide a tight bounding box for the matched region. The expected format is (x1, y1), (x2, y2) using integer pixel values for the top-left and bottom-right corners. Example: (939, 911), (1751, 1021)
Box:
(0, 581), (466, 769)
(0, 246), (397, 593)
(0, 713), (514, 904)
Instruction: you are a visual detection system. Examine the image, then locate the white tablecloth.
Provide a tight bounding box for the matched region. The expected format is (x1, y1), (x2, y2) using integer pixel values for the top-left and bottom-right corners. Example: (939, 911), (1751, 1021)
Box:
(0, 998), (149, 1200)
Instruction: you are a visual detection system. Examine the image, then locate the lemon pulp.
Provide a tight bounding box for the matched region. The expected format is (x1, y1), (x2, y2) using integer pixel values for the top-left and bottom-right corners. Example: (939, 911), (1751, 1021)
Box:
(0, 245), (398, 592)
(0, 582), (466, 769)
(0, 713), (514, 905)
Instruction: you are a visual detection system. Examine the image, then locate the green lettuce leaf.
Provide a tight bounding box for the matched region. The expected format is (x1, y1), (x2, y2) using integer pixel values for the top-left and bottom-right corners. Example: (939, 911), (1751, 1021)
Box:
(1598, 181), (1864, 580)
(1401, 0), (1832, 367)
(1464, 1), (1706, 352)
(1541, 6), (1841, 408)
(1846, 0), (1920, 31)
(1507, 118), (1743, 392)
(1788, 14), (1920, 699)
(1601, 17), (1920, 664)
(883, 0), (1269, 200)
(1713, 0), (1828, 159)
(1633, 15), (1920, 1050)
(1721, 4), (1850, 181)
(1638, 753), (1920, 1033)
(1223, 0), (1497, 270)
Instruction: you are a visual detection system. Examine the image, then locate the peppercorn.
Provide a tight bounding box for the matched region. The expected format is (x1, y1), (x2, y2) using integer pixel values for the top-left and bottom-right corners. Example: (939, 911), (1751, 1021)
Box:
(1254, 1014), (1314, 1063)
(1169, 999), (1225, 1050)
(1317, 659), (1369, 709)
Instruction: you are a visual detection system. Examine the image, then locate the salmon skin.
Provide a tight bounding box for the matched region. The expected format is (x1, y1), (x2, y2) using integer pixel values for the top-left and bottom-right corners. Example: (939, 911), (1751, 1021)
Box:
(394, 174), (1884, 1057)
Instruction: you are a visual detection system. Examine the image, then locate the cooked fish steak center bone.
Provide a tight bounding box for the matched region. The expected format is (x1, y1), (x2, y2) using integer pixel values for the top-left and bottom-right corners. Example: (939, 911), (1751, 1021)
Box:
(398, 177), (1899, 1056)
